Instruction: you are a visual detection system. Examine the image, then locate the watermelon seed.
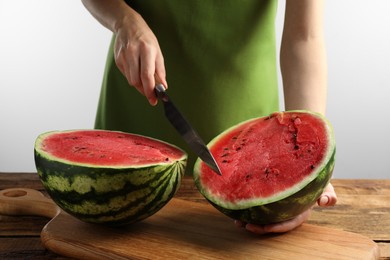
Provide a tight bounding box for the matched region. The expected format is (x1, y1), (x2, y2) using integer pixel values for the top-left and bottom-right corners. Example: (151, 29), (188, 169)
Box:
(221, 153), (229, 157)
(222, 160), (228, 163)
(73, 147), (87, 153)
(294, 145), (299, 150)
(65, 136), (78, 140)
(165, 158), (169, 161)
(264, 168), (270, 177)
(311, 165), (315, 169)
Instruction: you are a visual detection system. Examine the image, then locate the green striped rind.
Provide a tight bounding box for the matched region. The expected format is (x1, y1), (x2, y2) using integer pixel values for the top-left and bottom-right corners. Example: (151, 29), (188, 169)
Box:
(34, 136), (186, 226)
(193, 110), (336, 225)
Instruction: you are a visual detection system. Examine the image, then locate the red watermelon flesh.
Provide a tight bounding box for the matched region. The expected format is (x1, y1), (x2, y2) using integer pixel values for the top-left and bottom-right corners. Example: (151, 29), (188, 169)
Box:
(39, 130), (184, 167)
(199, 112), (329, 204)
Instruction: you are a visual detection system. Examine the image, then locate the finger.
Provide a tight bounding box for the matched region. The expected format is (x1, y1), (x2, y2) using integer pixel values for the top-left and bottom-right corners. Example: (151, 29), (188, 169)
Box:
(234, 220), (246, 228)
(265, 209), (311, 233)
(317, 183), (337, 207)
(155, 51), (167, 89)
(246, 209), (311, 234)
(116, 53), (137, 92)
(114, 42), (144, 95)
(244, 223), (268, 235)
(140, 56), (157, 105)
(126, 48), (144, 95)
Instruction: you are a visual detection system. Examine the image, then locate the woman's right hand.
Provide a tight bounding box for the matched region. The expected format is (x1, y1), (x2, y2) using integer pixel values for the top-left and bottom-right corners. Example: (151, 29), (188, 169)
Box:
(113, 11), (167, 106)
(81, 0), (167, 105)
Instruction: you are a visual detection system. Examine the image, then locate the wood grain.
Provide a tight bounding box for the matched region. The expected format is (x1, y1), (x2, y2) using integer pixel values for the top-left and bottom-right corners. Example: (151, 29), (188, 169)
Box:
(309, 179), (390, 240)
(0, 172), (44, 191)
(177, 177), (390, 258)
(0, 237), (66, 260)
(1, 173), (389, 259)
(39, 198), (379, 260)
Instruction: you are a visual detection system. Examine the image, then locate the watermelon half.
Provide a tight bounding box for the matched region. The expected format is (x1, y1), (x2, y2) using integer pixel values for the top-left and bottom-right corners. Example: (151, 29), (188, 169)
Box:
(34, 130), (187, 225)
(193, 111), (335, 225)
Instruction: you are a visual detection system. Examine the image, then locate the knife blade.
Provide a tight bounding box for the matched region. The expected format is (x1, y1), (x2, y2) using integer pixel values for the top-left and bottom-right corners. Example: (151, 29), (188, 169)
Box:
(155, 84), (222, 175)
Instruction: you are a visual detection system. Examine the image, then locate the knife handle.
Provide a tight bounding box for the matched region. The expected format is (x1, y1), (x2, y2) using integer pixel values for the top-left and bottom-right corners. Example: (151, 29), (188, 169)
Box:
(155, 84), (169, 102)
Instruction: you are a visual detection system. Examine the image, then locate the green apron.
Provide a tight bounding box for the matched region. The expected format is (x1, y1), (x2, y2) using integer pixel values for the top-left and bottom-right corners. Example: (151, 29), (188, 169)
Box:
(95, 0), (279, 173)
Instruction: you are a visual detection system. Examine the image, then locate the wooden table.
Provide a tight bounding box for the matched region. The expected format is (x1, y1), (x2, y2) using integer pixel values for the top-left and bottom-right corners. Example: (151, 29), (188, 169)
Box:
(0, 172), (389, 259)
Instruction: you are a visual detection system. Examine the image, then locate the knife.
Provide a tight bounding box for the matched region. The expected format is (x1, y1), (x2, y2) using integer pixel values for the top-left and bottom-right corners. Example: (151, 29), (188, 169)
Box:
(154, 84), (222, 176)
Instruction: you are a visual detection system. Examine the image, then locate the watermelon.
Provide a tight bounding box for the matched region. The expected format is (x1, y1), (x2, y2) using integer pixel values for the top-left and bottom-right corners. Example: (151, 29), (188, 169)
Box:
(34, 130), (187, 225)
(193, 111), (335, 225)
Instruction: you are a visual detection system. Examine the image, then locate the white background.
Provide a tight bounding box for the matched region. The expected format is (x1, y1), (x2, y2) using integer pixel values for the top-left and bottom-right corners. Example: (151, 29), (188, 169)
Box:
(1, 1), (389, 178)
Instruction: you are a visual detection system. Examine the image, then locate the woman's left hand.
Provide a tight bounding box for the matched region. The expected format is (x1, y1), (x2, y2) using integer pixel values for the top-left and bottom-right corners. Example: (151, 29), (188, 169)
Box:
(235, 182), (337, 234)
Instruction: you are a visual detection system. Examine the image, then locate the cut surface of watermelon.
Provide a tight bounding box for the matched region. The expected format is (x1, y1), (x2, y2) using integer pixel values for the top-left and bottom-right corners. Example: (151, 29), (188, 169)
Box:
(194, 111), (335, 210)
(36, 130), (184, 167)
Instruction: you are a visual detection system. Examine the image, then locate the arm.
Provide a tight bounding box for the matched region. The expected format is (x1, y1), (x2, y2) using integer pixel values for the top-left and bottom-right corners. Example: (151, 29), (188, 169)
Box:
(281, 0), (336, 211)
(81, 0), (167, 105)
(280, 0), (327, 115)
(268, 0), (337, 232)
(237, 0), (337, 234)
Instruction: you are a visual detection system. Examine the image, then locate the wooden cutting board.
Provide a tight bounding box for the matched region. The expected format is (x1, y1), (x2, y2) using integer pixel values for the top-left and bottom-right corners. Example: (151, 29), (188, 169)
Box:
(0, 188), (379, 259)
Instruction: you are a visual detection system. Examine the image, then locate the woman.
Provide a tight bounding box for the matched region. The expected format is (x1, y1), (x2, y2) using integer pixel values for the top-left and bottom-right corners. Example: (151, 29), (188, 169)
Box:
(81, 0), (337, 234)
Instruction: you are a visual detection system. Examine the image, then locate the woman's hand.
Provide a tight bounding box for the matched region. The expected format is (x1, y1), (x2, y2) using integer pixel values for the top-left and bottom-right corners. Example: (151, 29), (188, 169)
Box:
(81, 0), (167, 106)
(235, 182), (337, 234)
(114, 12), (167, 106)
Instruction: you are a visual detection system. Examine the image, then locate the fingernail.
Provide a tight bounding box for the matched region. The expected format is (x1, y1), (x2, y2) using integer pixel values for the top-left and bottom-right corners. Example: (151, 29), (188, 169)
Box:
(319, 195), (329, 206)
